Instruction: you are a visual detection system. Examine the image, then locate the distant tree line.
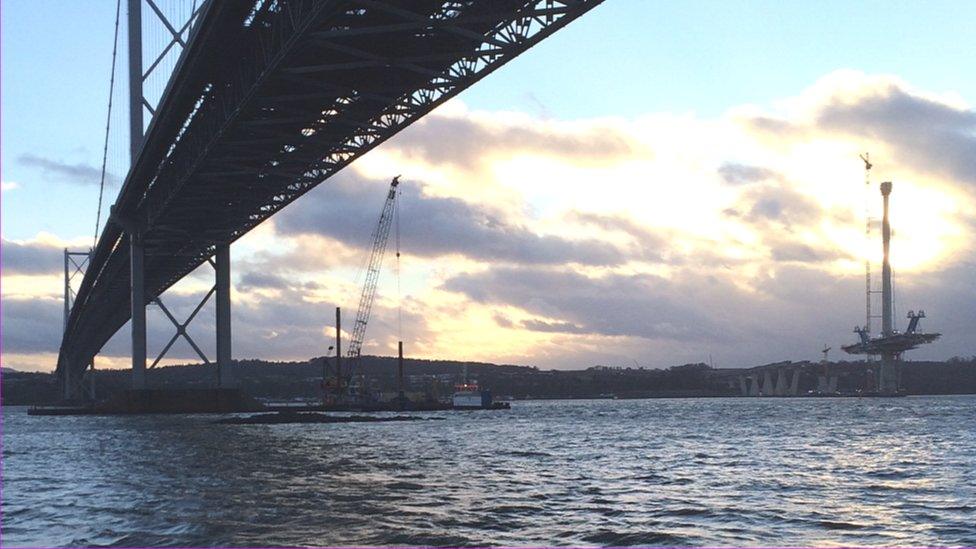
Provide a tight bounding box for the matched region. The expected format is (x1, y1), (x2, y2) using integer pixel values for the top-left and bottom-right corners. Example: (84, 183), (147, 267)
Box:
(2, 356), (975, 406)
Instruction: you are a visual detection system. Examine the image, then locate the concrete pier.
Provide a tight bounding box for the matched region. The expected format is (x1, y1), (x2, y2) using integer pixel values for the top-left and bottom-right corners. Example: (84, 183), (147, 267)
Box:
(773, 370), (788, 395)
(216, 243), (234, 388)
(130, 233), (147, 390)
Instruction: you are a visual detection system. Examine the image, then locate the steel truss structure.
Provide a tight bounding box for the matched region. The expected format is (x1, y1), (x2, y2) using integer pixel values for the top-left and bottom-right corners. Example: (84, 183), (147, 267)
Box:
(63, 250), (92, 332)
(62, 250), (96, 399)
(58, 0), (603, 384)
(150, 269), (216, 370)
(136, 0), (206, 126)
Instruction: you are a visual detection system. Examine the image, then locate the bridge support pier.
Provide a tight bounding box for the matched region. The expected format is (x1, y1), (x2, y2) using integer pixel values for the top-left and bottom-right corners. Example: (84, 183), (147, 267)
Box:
(762, 370), (774, 396)
(131, 233), (147, 390)
(61, 365), (72, 401)
(748, 375), (760, 396)
(774, 370), (788, 396)
(89, 361), (96, 400)
(215, 243), (234, 388)
(59, 361), (96, 402)
(878, 352), (899, 395)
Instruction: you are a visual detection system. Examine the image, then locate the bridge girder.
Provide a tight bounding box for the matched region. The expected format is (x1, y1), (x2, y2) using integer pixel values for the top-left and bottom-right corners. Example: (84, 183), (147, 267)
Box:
(58, 0), (604, 380)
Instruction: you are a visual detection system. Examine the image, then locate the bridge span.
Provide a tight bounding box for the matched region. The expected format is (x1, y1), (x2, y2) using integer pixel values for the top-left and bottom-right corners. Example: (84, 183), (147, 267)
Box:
(57, 0), (603, 397)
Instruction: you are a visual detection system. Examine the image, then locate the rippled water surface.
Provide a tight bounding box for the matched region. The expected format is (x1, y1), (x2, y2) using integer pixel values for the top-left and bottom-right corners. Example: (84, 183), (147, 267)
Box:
(3, 396), (976, 547)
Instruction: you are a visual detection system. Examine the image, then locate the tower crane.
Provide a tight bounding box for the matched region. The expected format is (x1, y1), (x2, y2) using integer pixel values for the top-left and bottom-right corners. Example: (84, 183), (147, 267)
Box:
(343, 176), (401, 394)
(860, 153), (874, 338)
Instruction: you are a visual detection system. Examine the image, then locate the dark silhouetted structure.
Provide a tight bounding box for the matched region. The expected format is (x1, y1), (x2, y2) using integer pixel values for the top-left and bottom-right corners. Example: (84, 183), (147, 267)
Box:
(56, 1), (604, 401)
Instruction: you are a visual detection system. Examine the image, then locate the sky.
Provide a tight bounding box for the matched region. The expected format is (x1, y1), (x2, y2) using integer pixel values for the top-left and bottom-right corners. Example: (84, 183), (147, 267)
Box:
(2, 0), (975, 373)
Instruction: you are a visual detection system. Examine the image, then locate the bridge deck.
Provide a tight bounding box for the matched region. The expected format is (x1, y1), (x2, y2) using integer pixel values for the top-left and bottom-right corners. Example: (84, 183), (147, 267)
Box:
(58, 0), (603, 379)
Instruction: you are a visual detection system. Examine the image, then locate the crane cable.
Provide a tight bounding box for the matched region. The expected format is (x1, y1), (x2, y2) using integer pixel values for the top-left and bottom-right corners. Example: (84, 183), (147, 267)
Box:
(94, 0), (123, 249)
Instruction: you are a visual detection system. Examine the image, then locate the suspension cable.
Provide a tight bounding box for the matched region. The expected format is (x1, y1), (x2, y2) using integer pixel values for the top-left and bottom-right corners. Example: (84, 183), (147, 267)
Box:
(94, 0), (123, 249)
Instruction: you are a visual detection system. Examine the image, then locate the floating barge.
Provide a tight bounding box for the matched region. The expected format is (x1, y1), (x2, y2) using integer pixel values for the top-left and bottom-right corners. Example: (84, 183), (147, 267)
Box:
(28, 391), (510, 416)
(266, 399), (509, 413)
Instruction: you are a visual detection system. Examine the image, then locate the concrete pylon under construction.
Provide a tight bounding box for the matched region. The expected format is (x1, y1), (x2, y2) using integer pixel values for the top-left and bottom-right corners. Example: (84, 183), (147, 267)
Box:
(842, 172), (940, 387)
(881, 182), (894, 338)
(878, 181), (898, 394)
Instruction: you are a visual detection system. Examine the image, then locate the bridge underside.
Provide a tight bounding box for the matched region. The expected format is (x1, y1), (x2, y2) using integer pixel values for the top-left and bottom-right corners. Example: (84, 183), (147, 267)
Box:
(58, 0), (602, 381)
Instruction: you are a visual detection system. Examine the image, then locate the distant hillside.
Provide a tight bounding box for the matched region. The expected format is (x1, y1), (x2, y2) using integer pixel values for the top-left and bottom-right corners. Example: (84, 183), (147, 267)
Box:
(2, 356), (974, 406)
(0, 355), (536, 405)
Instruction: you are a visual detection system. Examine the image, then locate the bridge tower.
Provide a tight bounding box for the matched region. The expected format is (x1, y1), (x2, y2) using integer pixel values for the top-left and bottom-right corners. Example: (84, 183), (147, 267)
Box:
(842, 180), (940, 393)
(124, 0), (234, 391)
(877, 181), (897, 394)
(61, 250), (96, 400)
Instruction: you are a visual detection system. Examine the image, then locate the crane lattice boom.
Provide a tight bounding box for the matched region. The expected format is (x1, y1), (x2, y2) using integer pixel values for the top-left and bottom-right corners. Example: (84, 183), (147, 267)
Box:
(347, 176), (400, 372)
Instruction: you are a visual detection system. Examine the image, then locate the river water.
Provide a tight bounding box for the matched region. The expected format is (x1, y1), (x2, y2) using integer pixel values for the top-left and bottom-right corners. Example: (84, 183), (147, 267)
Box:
(2, 396), (975, 547)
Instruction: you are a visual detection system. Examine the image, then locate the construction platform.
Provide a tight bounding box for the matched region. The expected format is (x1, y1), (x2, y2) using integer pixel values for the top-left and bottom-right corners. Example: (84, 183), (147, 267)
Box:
(266, 401), (511, 413)
(267, 401), (449, 413)
(216, 412), (443, 425)
(27, 391), (511, 416)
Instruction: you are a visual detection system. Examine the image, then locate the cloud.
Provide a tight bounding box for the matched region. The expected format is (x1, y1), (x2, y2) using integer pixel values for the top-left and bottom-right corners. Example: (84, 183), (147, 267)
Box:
(520, 318), (588, 334)
(443, 266), (726, 342)
(1, 181), (19, 192)
(741, 72), (976, 192)
(1, 238), (66, 275)
(440, 261), (954, 367)
(0, 278), (331, 366)
(229, 284), (429, 360)
(814, 84), (976, 186)
(569, 211), (659, 241)
(493, 313), (515, 328)
(388, 110), (633, 171)
(275, 171), (628, 266)
(719, 181), (850, 264)
(767, 240), (845, 263)
(0, 297), (64, 354)
(897, 259), (976, 356)
(238, 271), (291, 291)
(17, 153), (118, 186)
(717, 162), (780, 185)
(725, 181), (824, 227)
(567, 211), (671, 262)
(7, 71), (975, 372)
(743, 115), (805, 140)
(234, 234), (361, 278)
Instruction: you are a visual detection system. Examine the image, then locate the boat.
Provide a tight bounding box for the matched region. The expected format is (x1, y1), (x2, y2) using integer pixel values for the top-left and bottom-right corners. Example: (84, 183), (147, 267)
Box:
(451, 381), (509, 410)
(452, 382), (490, 409)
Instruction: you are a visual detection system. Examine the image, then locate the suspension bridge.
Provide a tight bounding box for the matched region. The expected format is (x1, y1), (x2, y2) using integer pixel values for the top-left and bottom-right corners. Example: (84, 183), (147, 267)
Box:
(55, 0), (604, 402)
